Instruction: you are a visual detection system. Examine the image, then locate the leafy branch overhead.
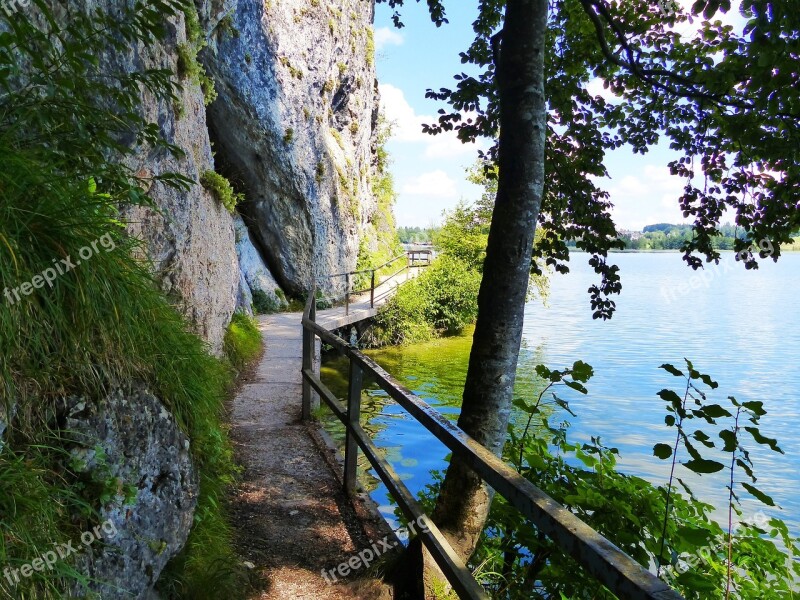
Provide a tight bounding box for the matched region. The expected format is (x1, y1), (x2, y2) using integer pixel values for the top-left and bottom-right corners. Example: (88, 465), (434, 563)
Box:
(377, 0), (800, 318)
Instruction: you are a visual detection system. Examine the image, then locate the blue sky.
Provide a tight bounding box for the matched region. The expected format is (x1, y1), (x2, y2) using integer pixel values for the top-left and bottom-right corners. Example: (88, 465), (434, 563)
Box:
(373, 1), (742, 230)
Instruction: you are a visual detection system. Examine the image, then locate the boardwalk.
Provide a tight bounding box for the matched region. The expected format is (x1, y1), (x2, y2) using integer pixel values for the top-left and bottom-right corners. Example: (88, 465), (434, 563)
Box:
(228, 275), (418, 599)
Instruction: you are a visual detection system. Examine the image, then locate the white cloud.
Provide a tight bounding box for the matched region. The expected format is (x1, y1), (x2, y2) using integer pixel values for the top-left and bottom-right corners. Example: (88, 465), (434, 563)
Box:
(605, 165), (690, 230)
(379, 83), (487, 159)
(380, 83), (429, 142)
(374, 27), (404, 51)
(402, 170), (458, 199)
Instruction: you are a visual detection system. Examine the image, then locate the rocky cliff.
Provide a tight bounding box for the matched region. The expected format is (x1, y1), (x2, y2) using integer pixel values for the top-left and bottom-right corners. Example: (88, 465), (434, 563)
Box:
(19, 0), (381, 597)
(41, 0), (241, 356)
(201, 0), (381, 297)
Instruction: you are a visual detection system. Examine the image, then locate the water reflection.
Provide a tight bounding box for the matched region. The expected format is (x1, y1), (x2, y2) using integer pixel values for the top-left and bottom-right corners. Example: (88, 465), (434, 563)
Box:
(319, 253), (800, 536)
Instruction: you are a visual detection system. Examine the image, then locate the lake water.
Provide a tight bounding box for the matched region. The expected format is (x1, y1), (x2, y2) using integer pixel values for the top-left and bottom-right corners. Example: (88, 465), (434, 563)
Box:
(320, 252), (800, 537)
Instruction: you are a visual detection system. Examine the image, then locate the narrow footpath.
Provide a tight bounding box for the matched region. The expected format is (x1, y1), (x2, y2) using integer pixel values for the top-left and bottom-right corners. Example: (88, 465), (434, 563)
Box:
(228, 270), (424, 598)
(229, 311), (389, 599)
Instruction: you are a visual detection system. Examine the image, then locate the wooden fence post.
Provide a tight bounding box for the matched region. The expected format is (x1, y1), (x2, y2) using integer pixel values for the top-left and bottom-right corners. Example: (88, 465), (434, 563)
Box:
(344, 356), (362, 497)
(345, 272), (350, 316)
(302, 287), (317, 421)
(370, 270), (376, 308)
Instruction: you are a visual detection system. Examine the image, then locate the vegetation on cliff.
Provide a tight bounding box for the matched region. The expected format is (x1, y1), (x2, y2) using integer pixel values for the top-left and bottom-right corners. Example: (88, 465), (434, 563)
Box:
(0, 3), (250, 597)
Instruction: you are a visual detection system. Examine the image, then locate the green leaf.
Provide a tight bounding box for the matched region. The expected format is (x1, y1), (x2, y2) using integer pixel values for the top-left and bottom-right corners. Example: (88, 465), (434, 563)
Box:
(665, 414), (676, 427)
(699, 404), (731, 419)
(676, 570), (719, 591)
(683, 458), (725, 474)
(564, 380), (588, 394)
(719, 429), (737, 452)
(741, 482), (776, 507)
(653, 443), (673, 460)
(677, 525), (713, 546)
(553, 396), (577, 417)
(512, 398), (534, 413)
(736, 458), (755, 480)
(660, 363), (684, 377)
(692, 430), (715, 448)
(744, 427), (783, 454)
(535, 365), (552, 379)
(742, 401), (767, 416)
(571, 360), (594, 382)
(698, 373), (719, 389)
(658, 389), (683, 406)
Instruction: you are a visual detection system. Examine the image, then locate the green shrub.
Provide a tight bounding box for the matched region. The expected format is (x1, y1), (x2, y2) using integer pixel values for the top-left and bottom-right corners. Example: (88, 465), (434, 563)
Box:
(252, 289), (281, 314)
(418, 255), (482, 332)
(372, 256), (481, 346)
(372, 278), (434, 346)
(201, 170), (243, 213)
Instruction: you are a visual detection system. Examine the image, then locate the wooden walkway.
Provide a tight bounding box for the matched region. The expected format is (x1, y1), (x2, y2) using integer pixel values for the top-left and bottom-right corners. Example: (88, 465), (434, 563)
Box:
(317, 267), (422, 330)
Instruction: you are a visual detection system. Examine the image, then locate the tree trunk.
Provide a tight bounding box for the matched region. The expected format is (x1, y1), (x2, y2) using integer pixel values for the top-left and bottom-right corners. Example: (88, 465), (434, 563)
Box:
(431, 0), (549, 564)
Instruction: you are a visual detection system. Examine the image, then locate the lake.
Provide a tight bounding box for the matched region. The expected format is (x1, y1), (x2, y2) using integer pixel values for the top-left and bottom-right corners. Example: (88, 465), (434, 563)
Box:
(320, 252), (800, 538)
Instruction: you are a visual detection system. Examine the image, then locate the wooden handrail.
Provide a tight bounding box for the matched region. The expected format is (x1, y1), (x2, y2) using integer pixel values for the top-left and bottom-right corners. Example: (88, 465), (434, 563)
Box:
(300, 287), (682, 600)
(327, 253), (407, 279)
(318, 251), (428, 313)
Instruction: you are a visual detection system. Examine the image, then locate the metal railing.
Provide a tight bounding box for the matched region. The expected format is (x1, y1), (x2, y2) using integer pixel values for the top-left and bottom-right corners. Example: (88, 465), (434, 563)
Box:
(300, 291), (683, 600)
(327, 252), (426, 316)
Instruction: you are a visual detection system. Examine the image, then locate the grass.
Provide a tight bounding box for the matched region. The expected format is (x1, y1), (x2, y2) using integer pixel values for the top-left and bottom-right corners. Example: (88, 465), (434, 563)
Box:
(0, 147), (247, 598)
(0, 446), (92, 599)
(224, 313), (263, 370)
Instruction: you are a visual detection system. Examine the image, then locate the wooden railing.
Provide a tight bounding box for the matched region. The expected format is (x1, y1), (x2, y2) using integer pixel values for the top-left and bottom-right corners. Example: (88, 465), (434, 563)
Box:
(300, 291), (683, 600)
(326, 252), (427, 316)
(407, 248), (433, 267)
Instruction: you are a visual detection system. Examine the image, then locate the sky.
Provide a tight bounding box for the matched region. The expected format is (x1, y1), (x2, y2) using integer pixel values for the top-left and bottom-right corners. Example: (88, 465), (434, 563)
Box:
(373, 1), (744, 230)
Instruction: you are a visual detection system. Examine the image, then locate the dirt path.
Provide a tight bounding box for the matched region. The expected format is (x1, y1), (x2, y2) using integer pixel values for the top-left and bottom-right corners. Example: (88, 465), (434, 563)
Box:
(229, 312), (392, 599)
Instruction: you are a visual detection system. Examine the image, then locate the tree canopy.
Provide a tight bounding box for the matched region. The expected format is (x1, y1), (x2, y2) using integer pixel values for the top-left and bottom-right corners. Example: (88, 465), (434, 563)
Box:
(378, 0), (800, 318)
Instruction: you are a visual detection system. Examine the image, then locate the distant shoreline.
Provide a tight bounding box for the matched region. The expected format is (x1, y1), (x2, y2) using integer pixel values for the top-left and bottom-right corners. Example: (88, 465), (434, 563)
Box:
(569, 248), (800, 254)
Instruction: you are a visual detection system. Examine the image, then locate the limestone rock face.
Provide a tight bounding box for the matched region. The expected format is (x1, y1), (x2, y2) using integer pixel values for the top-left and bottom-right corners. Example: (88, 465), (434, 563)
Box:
(236, 269), (256, 315)
(41, 0), (240, 355)
(235, 215), (289, 312)
(114, 8), (239, 355)
(202, 0), (380, 296)
(65, 386), (198, 600)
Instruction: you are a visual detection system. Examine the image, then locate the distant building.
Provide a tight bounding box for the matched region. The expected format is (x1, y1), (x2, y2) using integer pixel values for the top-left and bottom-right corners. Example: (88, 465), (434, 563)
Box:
(619, 229), (644, 241)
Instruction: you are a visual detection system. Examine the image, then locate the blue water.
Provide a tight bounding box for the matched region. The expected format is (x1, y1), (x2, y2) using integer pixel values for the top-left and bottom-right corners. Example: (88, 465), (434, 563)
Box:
(322, 252), (800, 536)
